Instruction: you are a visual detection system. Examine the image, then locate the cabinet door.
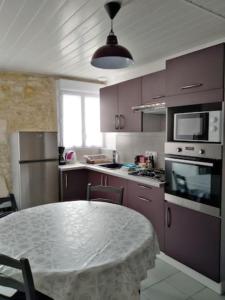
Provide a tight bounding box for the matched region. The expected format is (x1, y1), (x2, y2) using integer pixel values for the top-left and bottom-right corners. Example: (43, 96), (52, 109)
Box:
(166, 44), (224, 98)
(118, 78), (142, 132)
(88, 170), (103, 185)
(165, 202), (221, 282)
(100, 85), (118, 132)
(126, 181), (165, 251)
(142, 70), (166, 105)
(107, 175), (127, 205)
(61, 170), (88, 201)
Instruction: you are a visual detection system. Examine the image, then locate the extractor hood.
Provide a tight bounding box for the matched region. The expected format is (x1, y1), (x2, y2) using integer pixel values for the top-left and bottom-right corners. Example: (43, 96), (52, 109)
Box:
(132, 102), (166, 114)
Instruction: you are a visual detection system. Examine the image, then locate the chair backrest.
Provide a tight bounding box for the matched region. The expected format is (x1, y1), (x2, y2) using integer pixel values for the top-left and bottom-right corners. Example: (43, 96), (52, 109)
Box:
(0, 254), (36, 300)
(0, 194), (18, 215)
(86, 183), (124, 205)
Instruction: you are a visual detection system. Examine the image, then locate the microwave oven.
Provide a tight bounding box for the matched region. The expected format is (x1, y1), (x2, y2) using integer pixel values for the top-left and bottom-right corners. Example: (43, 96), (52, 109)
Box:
(174, 110), (222, 142)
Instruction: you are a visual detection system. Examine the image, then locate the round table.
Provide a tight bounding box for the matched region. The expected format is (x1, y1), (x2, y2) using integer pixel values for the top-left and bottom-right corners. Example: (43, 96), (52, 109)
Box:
(0, 201), (159, 300)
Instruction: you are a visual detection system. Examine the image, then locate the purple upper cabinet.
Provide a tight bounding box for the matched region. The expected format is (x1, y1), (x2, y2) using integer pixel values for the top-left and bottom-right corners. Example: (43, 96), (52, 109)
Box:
(142, 70), (166, 105)
(166, 44), (224, 106)
(118, 78), (142, 132)
(100, 85), (118, 132)
(165, 202), (221, 282)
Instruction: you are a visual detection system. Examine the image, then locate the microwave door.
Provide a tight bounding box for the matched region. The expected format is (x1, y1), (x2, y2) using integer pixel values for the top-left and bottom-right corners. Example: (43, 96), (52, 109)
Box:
(174, 112), (209, 141)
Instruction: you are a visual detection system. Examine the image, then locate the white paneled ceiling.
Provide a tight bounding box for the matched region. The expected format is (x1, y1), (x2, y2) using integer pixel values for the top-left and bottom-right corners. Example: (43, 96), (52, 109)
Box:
(0, 0), (224, 84)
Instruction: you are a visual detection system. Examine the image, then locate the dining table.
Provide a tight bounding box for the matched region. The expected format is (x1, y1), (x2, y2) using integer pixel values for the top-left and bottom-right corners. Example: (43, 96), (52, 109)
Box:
(0, 201), (159, 300)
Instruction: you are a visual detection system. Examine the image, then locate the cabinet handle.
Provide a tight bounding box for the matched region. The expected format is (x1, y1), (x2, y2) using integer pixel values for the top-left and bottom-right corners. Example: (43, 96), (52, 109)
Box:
(166, 207), (172, 228)
(181, 83), (203, 90)
(115, 115), (120, 130)
(138, 196), (152, 203)
(152, 95), (165, 100)
(138, 184), (152, 190)
(104, 175), (108, 186)
(119, 114), (125, 129)
(65, 174), (68, 189)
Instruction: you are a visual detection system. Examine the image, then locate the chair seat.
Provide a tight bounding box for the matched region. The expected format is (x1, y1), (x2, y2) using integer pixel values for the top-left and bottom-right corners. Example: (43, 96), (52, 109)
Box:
(1, 290), (54, 300)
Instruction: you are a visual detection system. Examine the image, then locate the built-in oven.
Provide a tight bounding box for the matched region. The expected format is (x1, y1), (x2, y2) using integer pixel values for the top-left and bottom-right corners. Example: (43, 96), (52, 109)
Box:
(165, 143), (222, 217)
(174, 110), (222, 142)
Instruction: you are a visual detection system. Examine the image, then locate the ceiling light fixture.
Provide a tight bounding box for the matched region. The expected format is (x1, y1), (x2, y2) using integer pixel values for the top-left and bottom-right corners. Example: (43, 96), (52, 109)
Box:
(91, 1), (134, 69)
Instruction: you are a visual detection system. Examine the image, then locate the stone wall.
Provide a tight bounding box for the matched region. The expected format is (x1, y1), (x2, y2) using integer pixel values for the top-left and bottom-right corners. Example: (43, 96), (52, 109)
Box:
(0, 72), (57, 189)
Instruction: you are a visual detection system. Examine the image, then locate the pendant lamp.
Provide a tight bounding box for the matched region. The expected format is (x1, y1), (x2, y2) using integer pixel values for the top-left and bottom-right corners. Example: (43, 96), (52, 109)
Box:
(91, 1), (134, 69)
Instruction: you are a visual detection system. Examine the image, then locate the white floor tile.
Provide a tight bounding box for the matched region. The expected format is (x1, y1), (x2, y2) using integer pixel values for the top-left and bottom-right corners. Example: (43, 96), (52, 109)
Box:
(141, 258), (179, 290)
(141, 281), (188, 300)
(164, 271), (205, 297)
(191, 288), (225, 300)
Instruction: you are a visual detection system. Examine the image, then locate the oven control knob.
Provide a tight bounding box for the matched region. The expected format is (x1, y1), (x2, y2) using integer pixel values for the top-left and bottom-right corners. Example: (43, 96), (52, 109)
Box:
(210, 116), (218, 123)
(199, 149), (205, 155)
(210, 125), (218, 132)
(176, 147), (182, 152)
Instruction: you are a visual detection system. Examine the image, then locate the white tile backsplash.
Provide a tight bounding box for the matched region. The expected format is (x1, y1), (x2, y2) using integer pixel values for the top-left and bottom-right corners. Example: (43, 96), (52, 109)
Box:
(103, 132), (166, 169)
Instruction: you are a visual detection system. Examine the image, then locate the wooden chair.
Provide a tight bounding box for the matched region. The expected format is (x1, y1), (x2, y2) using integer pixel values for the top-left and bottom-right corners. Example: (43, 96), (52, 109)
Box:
(0, 254), (53, 300)
(0, 194), (18, 218)
(86, 183), (124, 205)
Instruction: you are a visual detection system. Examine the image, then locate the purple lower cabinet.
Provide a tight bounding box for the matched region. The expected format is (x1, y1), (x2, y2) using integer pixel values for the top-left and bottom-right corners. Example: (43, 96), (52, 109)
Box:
(126, 181), (165, 251)
(61, 170), (88, 201)
(88, 170), (104, 200)
(165, 202), (221, 282)
(107, 175), (127, 205)
(87, 171), (127, 205)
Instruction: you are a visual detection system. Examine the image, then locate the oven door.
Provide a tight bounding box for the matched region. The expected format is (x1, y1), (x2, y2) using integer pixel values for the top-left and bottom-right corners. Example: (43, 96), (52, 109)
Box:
(174, 112), (209, 141)
(165, 155), (221, 217)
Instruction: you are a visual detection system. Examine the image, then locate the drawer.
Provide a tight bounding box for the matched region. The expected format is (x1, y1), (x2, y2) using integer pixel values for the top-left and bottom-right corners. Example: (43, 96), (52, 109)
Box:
(126, 180), (165, 250)
(130, 181), (164, 202)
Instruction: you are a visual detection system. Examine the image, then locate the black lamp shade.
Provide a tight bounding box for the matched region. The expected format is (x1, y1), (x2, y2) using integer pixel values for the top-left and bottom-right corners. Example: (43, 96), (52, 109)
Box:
(91, 44), (134, 69)
(90, 1), (134, 69)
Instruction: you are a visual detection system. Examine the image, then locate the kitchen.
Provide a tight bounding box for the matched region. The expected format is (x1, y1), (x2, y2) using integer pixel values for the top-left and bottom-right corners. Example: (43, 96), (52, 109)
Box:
(0, 1), (225, 300)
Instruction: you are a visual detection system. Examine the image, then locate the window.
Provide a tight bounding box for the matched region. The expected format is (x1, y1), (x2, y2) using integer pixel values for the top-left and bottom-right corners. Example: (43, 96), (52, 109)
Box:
(60, 92), (102, 148)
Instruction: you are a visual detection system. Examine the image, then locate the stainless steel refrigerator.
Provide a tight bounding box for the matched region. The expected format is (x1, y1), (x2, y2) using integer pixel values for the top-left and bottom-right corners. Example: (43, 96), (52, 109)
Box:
(10, 132), (58, 209)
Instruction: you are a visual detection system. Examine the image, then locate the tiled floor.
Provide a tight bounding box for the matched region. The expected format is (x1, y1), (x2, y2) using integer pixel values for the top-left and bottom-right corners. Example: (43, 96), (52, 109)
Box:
(141, 258), (225, 300)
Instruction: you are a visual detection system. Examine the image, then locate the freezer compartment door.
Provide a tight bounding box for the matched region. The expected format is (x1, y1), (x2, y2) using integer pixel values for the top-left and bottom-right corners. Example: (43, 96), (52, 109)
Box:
(20, 161), (58, 209)
(19, 132), (57, 161)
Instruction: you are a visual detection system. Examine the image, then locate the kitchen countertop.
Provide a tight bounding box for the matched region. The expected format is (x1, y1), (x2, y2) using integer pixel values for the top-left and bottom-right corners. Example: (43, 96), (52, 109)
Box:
(59, 163), (165, 188)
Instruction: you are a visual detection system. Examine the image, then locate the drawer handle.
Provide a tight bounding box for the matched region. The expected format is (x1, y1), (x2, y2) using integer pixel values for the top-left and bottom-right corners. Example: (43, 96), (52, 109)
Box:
(138, 196), (152, 203)
(138, 184), (152, 190)
(152, 95), (165, 100)
(181, 83), (203, 90)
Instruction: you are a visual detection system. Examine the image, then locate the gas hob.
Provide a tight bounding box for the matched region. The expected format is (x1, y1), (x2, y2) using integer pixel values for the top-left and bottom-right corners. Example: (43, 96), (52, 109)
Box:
(128, 168), (165, 182)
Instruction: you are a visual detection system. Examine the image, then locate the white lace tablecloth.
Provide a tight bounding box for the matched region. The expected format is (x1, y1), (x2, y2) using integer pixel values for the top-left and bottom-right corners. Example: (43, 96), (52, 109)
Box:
(0, 201), (159, 300)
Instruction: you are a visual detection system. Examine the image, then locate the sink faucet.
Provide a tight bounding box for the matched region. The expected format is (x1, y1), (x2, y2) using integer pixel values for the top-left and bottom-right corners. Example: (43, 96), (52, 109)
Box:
(112, 150), (118, 164)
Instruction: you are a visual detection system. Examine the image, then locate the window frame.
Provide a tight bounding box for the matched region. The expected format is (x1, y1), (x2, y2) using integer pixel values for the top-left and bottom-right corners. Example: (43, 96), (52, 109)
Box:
(58, 89), (102, 149)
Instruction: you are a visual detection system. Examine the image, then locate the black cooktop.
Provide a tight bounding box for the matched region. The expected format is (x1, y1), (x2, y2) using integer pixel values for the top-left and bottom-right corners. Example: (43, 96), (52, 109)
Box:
(129, 168), (165, 182)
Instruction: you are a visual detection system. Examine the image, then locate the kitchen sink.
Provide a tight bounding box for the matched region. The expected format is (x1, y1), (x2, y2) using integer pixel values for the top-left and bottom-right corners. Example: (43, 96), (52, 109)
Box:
(99, 163), (123, 169)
